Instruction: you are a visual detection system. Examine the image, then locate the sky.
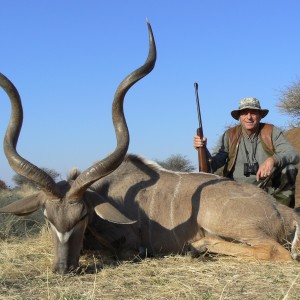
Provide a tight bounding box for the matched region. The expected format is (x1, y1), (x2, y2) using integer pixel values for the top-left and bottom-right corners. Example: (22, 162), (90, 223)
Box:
(0, 1), (299, 186)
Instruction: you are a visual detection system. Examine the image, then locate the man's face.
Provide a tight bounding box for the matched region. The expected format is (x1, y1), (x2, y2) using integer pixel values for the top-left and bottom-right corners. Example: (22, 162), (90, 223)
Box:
(239, 109), (262, 133)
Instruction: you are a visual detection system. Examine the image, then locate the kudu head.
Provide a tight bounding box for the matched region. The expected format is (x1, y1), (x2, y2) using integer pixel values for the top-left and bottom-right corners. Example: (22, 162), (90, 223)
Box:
(0, 21), (156, 274)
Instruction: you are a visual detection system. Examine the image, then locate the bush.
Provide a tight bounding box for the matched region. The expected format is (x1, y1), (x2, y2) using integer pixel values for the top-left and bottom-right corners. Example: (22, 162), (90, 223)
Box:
(12, 167), (60, 189)
(0, 180), (8, 190)
(277, 79), (300, 126)
(155, 154), (196, 172)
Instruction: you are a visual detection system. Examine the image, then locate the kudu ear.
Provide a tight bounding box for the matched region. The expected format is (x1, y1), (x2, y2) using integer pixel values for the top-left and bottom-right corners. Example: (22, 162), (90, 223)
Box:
(0, 192), (45, 216)
(94, 203), (137, 224)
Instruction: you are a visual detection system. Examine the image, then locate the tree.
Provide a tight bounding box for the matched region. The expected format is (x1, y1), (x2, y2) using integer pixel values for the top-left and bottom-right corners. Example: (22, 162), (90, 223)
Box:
(155, 154), (196, 172)
(12, 168), (60, 188)
(0, 180), (8, 190)
(277, 79), (300, 126)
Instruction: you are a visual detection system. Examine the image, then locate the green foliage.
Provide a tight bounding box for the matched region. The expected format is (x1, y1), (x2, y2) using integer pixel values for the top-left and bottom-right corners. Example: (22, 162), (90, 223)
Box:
(155, 154), (196, 172)
(277, 79), (300, 126)
(12, 167), (60, 188)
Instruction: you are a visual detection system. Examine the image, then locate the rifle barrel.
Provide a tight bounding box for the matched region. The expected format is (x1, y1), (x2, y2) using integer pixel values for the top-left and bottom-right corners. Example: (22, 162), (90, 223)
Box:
(194, 82), (202, 129)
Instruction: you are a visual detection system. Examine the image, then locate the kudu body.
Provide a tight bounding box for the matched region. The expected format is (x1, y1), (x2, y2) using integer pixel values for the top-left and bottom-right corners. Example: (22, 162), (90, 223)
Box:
(0, 22), (156, 273)
(89, 155), (300, 261)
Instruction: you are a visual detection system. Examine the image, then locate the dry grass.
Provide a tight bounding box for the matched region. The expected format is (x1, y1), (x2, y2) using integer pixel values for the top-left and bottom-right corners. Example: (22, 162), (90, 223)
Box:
(1, 227), (300, 300)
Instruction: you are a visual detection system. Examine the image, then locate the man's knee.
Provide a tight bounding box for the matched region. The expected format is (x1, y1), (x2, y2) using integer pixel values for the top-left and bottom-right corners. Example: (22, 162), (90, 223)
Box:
(266, 164), (298, 208)
(283, 164), (298, 184)
(274, 164), (298, 188)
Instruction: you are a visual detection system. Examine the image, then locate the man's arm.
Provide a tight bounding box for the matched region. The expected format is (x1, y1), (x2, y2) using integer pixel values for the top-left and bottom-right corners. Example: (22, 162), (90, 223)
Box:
(208, 132), (229, 173)
(256, 126), (299, 181)
(271, 126), (300, 167)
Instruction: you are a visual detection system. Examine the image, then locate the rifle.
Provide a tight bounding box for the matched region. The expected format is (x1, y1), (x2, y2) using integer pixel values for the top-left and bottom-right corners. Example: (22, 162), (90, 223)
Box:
(194, 82), (208, 172)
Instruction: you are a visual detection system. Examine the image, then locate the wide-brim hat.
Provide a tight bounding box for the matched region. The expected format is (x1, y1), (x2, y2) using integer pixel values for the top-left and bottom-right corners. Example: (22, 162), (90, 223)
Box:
(231, 97), (269, 120)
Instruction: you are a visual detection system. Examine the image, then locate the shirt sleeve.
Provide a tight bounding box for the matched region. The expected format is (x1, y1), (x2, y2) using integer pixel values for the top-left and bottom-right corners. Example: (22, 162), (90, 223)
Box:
(272, 126), (300, 167)
(209, 131), (229, 172)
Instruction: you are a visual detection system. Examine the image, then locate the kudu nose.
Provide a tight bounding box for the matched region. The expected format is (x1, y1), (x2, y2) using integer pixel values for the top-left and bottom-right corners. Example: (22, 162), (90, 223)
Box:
(53, 262), (79, 274)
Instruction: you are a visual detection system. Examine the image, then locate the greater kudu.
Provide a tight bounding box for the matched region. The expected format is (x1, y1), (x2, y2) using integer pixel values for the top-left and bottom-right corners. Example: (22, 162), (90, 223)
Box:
(0, 21), (156, 273)
(89, 155), (300, 262)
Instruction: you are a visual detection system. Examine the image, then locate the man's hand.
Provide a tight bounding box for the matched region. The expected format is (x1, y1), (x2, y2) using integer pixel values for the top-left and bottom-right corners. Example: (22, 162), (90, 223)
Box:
(194, 135), (207, 149)
(256, 157), (275, 181)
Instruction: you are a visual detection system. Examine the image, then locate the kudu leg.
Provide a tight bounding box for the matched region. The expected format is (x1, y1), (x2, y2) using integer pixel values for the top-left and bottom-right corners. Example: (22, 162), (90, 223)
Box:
(191, 237), (292, 262)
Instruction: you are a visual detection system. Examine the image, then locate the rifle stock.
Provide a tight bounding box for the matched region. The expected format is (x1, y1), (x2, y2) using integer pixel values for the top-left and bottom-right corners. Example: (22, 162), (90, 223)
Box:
(196, 127), (208, 173)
